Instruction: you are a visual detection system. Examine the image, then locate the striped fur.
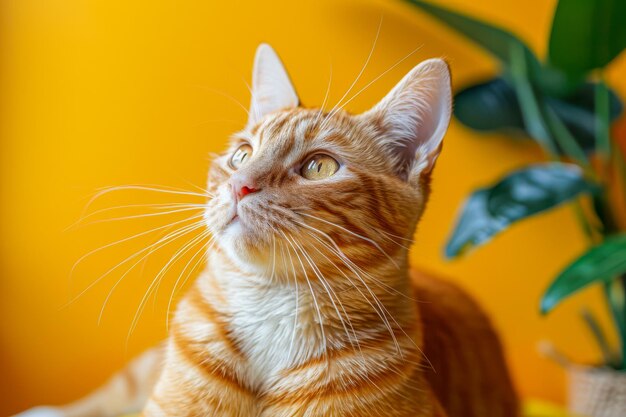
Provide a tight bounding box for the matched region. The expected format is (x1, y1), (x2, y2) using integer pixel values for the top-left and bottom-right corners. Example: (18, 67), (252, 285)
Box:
(15, 45), (518, 417)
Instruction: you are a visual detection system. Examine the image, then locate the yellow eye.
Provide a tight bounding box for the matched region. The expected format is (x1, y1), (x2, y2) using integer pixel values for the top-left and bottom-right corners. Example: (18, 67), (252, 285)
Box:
(229, 144), (253, 169)
(301, 154), (339, 180)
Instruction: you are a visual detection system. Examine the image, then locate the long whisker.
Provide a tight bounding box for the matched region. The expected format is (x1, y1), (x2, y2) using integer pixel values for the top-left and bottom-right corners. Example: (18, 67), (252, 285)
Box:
(67, 202), (206, 230)
(128, 228), (210, 337)
(85, 206), (205, 225)
(301, 228), (402, 356)
(281, 231), (328, 358)
(195, 85), (250, 116)
(307, 229), (435, 370)
(291, 236), (360, 352)
(68, 214), (205, 289)
(371, 226), (412, 251)
(268, 235), (277, 284)
(64, 215), (205, 309)
(97, 227), (204, 324)
(282, 238), (300, 362)
(295, 222), (426, 364)
(181, 180), (215, 199)
(165, 235), (216, 330)
(80, 184), (210, 217)
(321, 17), (383, 129)
(295, 211), (398, 268)
(331, 44), (423, 116)
(293, 218), (413, 300)
(243, 79), (261, 125)
(313, 61), (333, 127)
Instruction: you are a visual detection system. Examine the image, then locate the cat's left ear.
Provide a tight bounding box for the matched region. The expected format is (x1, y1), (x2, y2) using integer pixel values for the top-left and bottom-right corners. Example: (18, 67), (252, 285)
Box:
(360, 59), (451, 181)
(247, 44), (300, 129)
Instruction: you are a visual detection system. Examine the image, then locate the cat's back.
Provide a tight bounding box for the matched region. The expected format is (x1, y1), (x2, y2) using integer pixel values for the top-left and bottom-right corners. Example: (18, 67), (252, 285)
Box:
(410, 269), (519, 417)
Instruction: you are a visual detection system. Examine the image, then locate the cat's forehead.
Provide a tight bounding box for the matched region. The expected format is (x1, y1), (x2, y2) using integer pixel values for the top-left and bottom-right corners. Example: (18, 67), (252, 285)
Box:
(236, 108), (360, 155)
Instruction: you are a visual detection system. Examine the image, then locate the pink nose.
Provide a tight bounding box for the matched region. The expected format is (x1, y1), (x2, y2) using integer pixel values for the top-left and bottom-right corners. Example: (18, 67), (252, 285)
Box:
(231, 176), (260, 201)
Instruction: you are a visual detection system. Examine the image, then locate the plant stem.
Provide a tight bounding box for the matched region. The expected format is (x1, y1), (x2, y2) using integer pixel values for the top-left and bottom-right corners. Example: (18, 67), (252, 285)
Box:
(509, 43), (560, 157)
(580, 308), (618, 367)
(621, 274), (626, 369)
(604, 278), (626, 369)
(544, 104), (590, 169)
(572, 200), (600, 243)
(595, 79), (611, 165)
(591, 71), (626, 369)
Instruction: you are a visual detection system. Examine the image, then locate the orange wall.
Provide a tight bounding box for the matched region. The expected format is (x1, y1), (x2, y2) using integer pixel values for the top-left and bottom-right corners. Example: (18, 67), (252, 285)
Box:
(2, 0), (625, 414)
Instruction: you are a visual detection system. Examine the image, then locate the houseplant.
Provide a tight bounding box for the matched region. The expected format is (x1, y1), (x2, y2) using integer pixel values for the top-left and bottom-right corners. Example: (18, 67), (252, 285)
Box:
(404, 0), (626, 415)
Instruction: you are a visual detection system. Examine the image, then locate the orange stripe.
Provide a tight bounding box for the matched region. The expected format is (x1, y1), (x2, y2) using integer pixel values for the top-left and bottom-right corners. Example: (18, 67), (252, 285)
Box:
(187, 288), (244, 358)
(265, 353), (417, 407)
(171, 326), (252, 396)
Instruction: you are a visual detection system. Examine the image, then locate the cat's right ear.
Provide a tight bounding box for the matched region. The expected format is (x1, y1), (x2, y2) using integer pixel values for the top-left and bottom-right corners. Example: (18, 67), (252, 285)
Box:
(358, 59), (452, 182)
(247, 44), (300, 129)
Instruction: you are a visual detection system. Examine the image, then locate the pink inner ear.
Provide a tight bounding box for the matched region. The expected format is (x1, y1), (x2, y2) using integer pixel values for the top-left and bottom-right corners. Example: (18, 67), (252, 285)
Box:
(247, 44), (300, 129)
(359, 59), (451, 178)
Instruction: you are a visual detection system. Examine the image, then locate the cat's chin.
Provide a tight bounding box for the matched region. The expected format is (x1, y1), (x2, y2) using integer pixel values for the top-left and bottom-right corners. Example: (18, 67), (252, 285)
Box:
(219, 220), (273, 272)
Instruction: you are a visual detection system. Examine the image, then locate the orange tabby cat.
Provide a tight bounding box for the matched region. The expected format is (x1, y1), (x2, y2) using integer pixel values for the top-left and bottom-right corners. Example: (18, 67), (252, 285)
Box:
(17, 44), (518, 417)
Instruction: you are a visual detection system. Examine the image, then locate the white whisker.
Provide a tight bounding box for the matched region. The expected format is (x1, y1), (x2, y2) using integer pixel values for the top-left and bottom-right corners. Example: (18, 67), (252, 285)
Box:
(281, 231), (328, 358)
(95, 222), (207, 323)
(64, 214), (206, 308)
(165, 235), (215, 330)
(321, 17), (383, 130)
(331, 44), (423, 116)
(195, 85), (250, 117)
(127, 227), (210, 338)
(291, 236), (360, 352)
(295, 211), (399, 268)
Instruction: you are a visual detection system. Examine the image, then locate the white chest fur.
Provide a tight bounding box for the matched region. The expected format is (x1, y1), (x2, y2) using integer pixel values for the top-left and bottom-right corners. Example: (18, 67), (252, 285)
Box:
(198, 259), (332, 391)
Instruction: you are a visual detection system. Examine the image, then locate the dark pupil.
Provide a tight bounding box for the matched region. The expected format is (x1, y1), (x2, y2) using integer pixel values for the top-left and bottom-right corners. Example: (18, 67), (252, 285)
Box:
(317, 162), (322, 173)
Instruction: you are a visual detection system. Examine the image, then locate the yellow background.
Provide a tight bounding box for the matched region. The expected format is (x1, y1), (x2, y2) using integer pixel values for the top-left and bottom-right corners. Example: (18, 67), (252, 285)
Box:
(2, 0), (625, 414)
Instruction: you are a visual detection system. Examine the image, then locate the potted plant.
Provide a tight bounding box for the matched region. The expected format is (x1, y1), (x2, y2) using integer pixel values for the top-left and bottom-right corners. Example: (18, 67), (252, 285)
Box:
(403, 0), (626, 415)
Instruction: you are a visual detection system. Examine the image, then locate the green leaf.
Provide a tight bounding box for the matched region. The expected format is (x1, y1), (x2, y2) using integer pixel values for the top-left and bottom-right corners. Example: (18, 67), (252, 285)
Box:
(452, 77), (623, 152)
(403, 0), (543, 82)
(604, 280), (626, 369)
(542, 103), (589, 166)
(546, 85), (623, 152)
(454, 78), (525, 132)
(403, 0), (584, 95)
(541, 234), (626, 314)
(595, 79), (611, 158)
(446, 163), (597, 258)
(549, 0), (626, 77)
(509, 43), (559, 156)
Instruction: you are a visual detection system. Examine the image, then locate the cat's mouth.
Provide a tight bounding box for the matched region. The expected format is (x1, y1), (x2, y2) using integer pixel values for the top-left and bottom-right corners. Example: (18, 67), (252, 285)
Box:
(226, 208), (239, 226)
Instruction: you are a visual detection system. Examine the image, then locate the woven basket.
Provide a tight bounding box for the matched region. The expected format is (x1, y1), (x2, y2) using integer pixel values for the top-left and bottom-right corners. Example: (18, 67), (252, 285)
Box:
(567, 365), (626, 417)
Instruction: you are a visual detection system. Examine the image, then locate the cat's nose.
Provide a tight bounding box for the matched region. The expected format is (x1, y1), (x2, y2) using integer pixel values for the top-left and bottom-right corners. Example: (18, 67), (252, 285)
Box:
(231, 175), (260, 201)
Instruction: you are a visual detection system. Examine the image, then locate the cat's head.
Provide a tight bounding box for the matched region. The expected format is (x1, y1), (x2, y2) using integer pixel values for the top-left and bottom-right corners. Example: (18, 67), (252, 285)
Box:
(205, 44), (451, 278)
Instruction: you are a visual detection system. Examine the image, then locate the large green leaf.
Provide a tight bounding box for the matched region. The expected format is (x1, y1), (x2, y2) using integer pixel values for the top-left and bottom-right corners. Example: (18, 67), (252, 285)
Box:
(541, 234), (626, 314)
(454, 78), (525, 132)
(549, 0), (626, 77)
(445, 163), (597, 257)
(453, 77), (623, 151)
(404, 1), (543, 83)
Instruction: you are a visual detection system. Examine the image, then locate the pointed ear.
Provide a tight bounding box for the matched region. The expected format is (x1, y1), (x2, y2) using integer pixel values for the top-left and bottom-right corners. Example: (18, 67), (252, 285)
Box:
(360, 59), (452, 180)
(247, 44), (300, 129)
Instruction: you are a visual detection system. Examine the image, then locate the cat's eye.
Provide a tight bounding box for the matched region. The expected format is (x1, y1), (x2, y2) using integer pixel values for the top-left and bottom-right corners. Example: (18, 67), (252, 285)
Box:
(229, 144), (253, 170)
(301, 154), (339, 180)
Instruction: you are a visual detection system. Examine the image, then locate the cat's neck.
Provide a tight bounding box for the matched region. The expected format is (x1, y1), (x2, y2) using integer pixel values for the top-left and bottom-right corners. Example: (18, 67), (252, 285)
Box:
(193, 246), (417, 371)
